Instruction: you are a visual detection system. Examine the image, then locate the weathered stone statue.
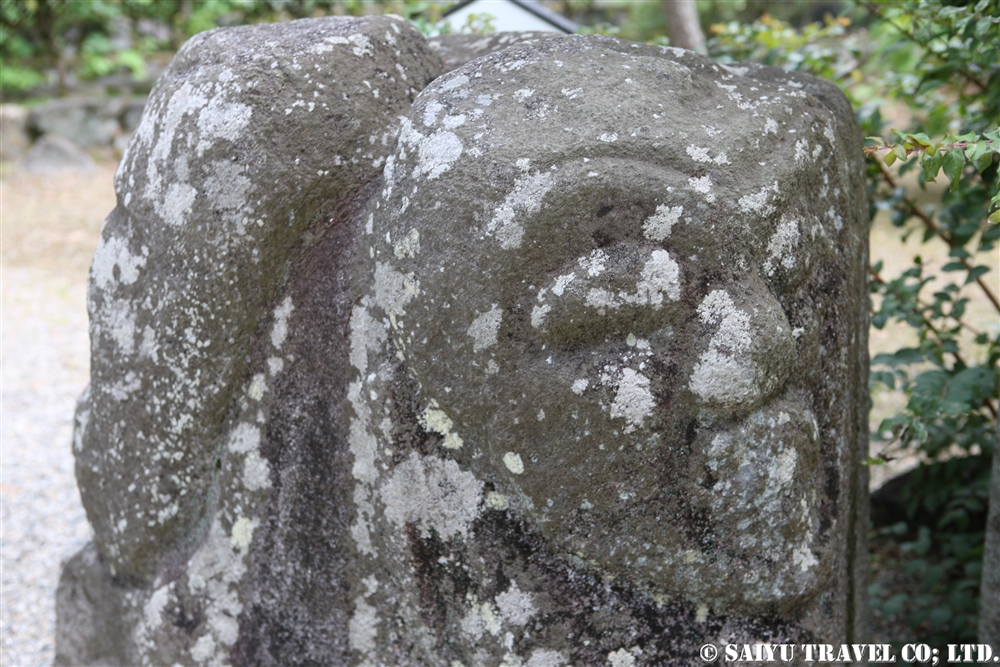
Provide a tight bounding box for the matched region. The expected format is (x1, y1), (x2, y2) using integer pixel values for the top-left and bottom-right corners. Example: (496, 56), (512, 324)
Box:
(56, 16), (869, 667)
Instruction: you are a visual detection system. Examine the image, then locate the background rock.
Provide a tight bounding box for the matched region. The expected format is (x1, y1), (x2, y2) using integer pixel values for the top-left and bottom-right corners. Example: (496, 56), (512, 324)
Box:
(0, 104), (30, 161)
(427, 31), (558, 72)
(18, 134), (95, 174)
(28, 97), (126, 148)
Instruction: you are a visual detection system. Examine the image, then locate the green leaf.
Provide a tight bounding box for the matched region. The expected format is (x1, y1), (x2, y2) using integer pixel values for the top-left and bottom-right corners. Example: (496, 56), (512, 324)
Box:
(923, 150), (944, 180)
(943, 150), (965, 190)
(884, 150), (898, 166)
(965, 265), (990, 284)
(883, 593), (908, 617)
(873, 348), (925, 367)
(929, 605), (953, 628)
(974, 152), (993, 173)
(871, 370), (897, 389)
(945, 367), (994, 405)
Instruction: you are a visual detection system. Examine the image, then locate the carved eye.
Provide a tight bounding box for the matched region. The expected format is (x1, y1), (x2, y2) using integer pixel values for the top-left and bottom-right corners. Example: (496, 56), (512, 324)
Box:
(528, 244), (687, 347)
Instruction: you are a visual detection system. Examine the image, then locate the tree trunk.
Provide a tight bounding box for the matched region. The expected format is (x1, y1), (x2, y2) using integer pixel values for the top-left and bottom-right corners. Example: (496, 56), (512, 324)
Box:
(980, 441), (999, 649)
(662, 0), (706, 54)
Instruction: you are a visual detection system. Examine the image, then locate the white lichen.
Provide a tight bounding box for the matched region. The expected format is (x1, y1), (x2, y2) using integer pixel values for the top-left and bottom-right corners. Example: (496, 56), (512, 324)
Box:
(530, 304), (551, 328)
(488, 172), (553, 250)
(527, 650), (567, 667)
(393, 228), (420, 259)
(763, 216), (800, 275)
(468, 304), (502, 352)
(503, 452), (524, 475)
(608, 648), (637, 667)
(610, 369), (656, 434)
(738, 182), (779, 217)
(495, 582), (536, 626)
(348, 597), (379, 655)
(486, 492), (509, 510)
(374, 261), (419, 318)
(380, 452), (483, 539)
(688, 290), (757, 408)
(420, 401), (464, 449)
(91, 235), (147, 290)
(642, 205), (683, 241)
(270, 296), (294, 348)
(578, 249), (608, 276)
(228, 423), (261, 454)
(416, 131), (463, 180)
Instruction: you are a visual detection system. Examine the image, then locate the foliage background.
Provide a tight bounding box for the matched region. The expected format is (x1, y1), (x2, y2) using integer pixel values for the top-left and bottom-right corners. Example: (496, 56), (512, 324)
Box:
(703, 1), (998, 646)
(2, 0), (996, 652)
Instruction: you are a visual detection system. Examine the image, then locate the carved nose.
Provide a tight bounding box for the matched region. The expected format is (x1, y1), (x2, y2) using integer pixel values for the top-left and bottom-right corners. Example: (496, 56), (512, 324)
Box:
(687, 283), (795, 414)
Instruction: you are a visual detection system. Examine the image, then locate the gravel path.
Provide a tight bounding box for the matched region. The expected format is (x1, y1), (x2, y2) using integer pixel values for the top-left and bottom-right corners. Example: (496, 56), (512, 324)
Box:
(1, 268), (93, 667)
(1, 164), (114, 667)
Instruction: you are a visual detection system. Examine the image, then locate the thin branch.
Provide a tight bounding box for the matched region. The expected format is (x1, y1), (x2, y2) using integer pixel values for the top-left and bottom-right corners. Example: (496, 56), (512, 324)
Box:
(859, 1), (989, 92)
(869, 265), (998, 421)
(875, 158), (1000, 312)
(869, 265), (986, 338)
(863, 139), (994, 157)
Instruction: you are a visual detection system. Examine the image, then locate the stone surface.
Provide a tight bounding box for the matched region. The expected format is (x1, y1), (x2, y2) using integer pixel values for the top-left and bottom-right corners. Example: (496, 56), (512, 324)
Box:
(427, 31), (558, 72)
(0, 104), (30, 161)
(18, 134), (95, 174)
(56, 15), (440, 666)
(353, 37), (869, 663)
(58, 27), (870, 666)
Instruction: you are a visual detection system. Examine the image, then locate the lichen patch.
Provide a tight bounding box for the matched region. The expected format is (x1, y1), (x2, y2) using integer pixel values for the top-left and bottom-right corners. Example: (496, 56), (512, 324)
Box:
(763, 216), (800, 275)
(420, 401), (464, 449)
(503, 452), (524, 475)
(610, 368), (655, 434)
(487, 171), (553, 250)
(380, 452), (483, 539)
(270, 296), (294, 348)
(468, 304), (502, 352)
(642, 205), (683, 241)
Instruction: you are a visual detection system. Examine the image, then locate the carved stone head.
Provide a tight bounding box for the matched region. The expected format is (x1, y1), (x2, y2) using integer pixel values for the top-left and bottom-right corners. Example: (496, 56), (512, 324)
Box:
(58, 23), (869, 666)
(366, 36), (867, 615)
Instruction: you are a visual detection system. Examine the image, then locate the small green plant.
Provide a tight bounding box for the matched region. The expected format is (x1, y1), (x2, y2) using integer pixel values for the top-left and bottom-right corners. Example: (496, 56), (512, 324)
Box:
(460, 12), (495, 35)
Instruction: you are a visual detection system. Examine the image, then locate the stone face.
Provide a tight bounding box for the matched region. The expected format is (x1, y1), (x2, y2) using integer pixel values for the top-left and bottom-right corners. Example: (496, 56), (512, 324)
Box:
(59, 28), (869, 667)
(355, 36), (869, 662)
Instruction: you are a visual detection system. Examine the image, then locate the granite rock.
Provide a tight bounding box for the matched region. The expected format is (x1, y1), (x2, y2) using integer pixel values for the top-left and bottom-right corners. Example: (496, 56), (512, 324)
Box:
(58, 28), (870, 667)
